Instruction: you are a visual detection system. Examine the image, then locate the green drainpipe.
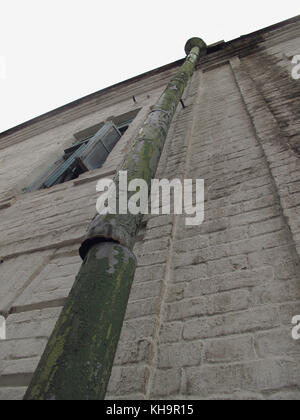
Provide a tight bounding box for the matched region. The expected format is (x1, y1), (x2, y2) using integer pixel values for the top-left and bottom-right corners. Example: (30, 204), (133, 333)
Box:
(24, 37), (207, 400)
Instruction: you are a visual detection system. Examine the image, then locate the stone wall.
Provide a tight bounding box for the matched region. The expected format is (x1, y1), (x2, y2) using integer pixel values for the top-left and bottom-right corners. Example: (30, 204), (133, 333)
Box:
(0, 17), (300, 400)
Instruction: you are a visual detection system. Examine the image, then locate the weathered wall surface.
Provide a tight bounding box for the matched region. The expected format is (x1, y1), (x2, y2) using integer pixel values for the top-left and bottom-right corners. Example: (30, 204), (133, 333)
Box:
(1, 17), (300, 400)
(0, 69), (170, 399)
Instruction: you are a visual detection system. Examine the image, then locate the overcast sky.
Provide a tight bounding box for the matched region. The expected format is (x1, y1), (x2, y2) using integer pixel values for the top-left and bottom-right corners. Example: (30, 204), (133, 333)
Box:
(0, 0), (299, 133)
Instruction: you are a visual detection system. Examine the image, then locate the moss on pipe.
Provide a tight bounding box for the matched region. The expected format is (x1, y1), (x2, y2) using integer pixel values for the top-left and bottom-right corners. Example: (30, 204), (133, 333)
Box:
(79, 41), (207, 259)
(24, 38), (207, 400)
(24, 242), (136, 400)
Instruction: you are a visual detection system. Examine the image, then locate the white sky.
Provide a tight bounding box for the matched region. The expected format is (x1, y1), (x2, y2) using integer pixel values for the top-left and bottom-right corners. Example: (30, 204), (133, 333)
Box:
(0, 0), (299, 133)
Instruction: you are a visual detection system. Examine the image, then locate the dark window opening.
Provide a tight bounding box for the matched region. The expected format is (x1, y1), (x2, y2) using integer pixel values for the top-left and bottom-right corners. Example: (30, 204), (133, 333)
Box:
(26, 116), (135, 192)
(117, 122), (131, 136)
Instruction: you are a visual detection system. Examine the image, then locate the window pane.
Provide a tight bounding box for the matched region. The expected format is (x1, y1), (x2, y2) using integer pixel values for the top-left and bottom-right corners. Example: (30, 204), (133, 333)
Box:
(77, 122), (121, 170)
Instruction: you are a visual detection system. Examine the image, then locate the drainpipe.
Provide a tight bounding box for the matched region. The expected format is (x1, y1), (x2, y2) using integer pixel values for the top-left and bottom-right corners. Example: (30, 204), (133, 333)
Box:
(24, 37), (207, 400)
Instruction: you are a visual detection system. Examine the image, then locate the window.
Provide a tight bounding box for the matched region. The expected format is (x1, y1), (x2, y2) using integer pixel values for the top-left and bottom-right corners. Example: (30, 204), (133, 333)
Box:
(26, 115), (135, 192)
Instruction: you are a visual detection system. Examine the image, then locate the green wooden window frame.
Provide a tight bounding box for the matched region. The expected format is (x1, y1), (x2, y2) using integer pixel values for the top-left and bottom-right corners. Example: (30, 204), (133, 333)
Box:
(26, 120), (126, 192)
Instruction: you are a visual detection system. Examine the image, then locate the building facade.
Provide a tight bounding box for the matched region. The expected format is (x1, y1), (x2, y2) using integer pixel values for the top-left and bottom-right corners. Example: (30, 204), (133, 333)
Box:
(0, 16), (300, 400)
